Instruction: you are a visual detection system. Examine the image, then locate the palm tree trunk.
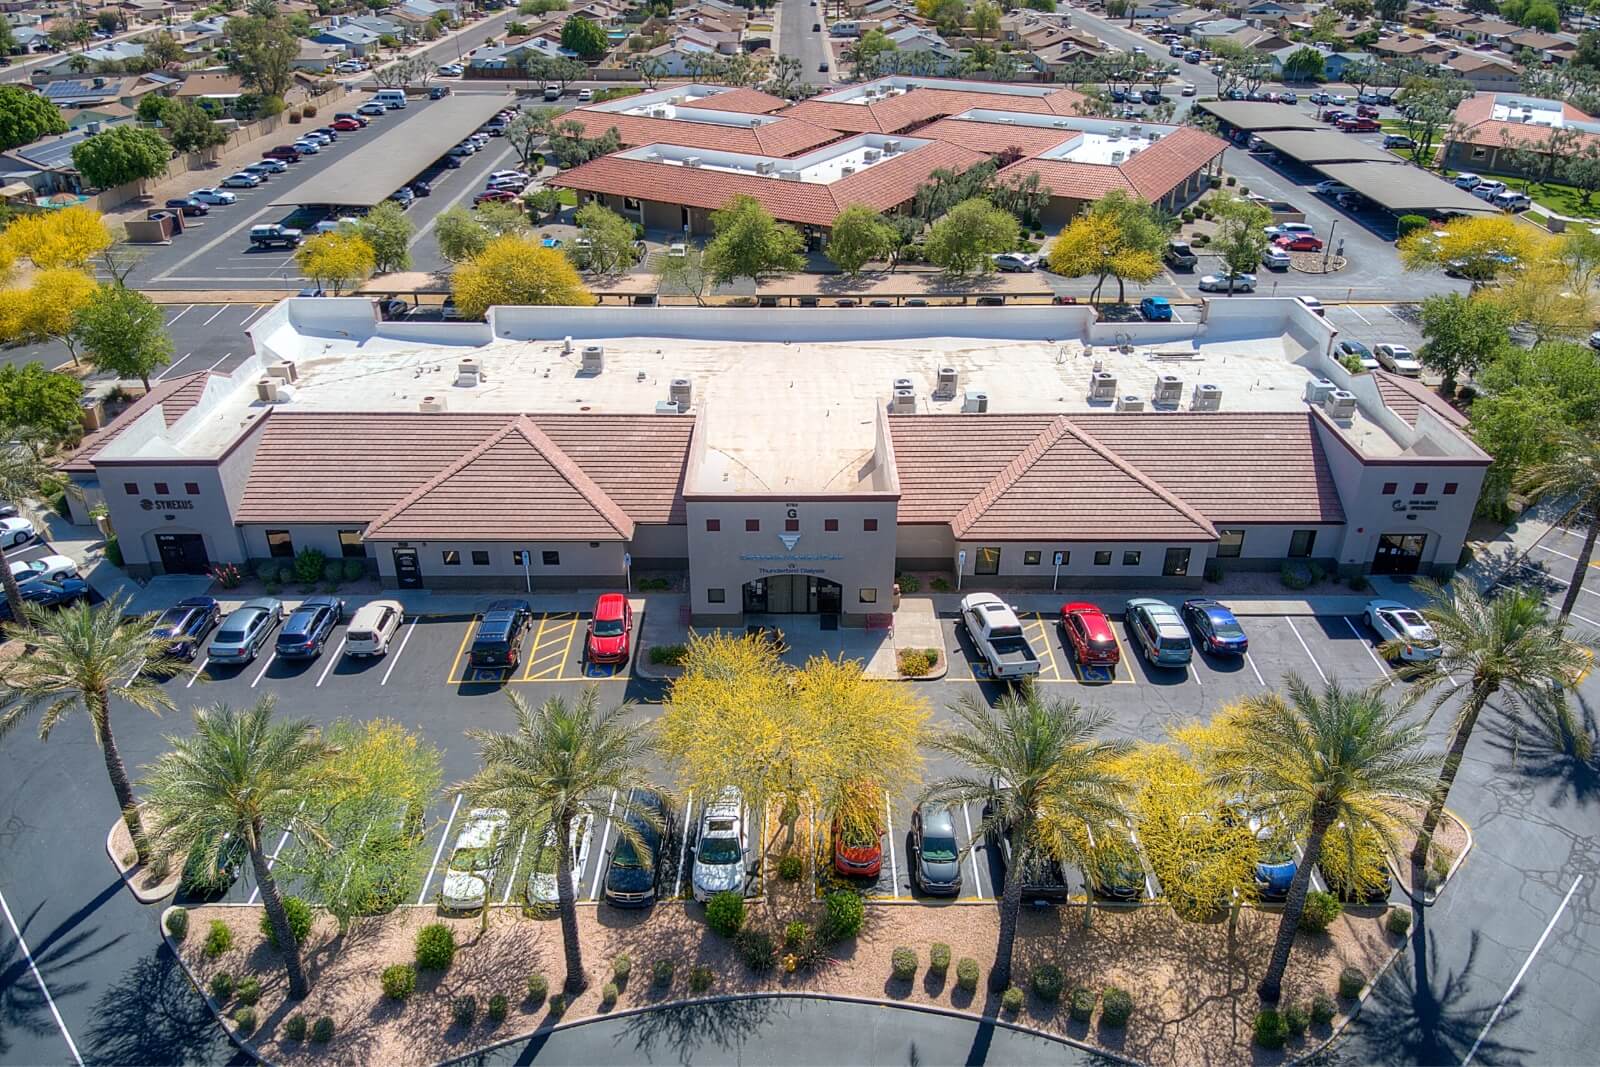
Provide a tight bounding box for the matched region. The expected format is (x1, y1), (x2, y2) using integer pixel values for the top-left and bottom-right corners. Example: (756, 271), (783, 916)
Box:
(0, 537), (24, 625)
(1557, 514), (1597, 625)
(1258, 814), (1332, 1003)
(990, 845), (1026, 992)
(250, 819), (309, 999)
(92, 693), (150, 864)
(1411, 691), (1487, 894)
(554, 812), (586, 995)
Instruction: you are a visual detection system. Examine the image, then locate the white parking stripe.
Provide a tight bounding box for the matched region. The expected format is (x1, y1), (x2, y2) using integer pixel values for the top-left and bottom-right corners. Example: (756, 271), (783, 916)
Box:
(1571, 610), (1600, 628)
(884, 792), (899, 899)
(961, 802), (984, 899)
(1244, 650), (1266, 687)
(1346, 306), (1372, 325)
(501, 829), (528, 905)
(588, 790), (618, 901)
(1345, 617), (1392, 682)
(126, 657), (146, 685)
(417, 793), (463, 905)
(315, 638), (346, 686)
(166, 304), (195, 325)
(204, 351), (234, 372)
(202, 305), (230, 325)
(1187, 662), (1203, 686)
(1521, 566), (1599, 601)
(380, 619), (417, 685)
(153, 353), (193, 382)
(185, 655), (208, 688)
(1464, 874), (1584, 1066)
(249, 651), (277, 688)
(1284, 616), (1328, 683)
(0, 885), (83, 1067)
(672, 794), (694, 900)
(248, 802), (303, 905)
(239, 304), (272, 326)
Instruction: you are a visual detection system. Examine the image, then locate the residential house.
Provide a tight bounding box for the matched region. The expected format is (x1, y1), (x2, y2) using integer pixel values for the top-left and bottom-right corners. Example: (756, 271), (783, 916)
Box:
(1409, 7), (1473, 33)
(63, 101), (134, 128)
(34, 73), (164, 108)
(1368, 34), (1450, 63)
(1443, 50), (1523, 91)
(43, 39), (145, 70)
(468, 36), (576, 70)
(1221, 25), (1291, 52)
(1504, 30), (1566, 59)
(639, 36), (719, 75)
(12, 25), (50, 52)
(293, 39), (343, 71)
(1457, 18), (1518, 45)
(313, 22), (384, 55)
(1441, 92), (1600, 177)
(174, 70), (246, 106)
(1189, 18), (1249, 41)
(880, 26), (959, 73)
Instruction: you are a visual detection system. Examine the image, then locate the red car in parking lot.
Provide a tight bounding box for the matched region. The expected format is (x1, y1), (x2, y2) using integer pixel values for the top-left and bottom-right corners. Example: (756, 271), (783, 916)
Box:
(262, 145), (301, 162)
(1059, 602), (1120, 666)
(331, 118), (362, 131)
(1337, 117), (1380, 132)
(473, 189), (516, 205)
(1274, 233), (1325, 252)
(585, 592), (632, 664)
(832, 814), (884, 877)
(1356, 104), (1379, 118)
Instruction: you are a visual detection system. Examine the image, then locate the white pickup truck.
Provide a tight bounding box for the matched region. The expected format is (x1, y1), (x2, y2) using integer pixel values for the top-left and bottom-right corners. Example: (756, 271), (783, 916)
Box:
(959, 593), (1041, 680)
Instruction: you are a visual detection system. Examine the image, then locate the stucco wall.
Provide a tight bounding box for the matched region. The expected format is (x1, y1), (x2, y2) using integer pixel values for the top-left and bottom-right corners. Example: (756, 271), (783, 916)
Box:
(369, 538), (627, 590)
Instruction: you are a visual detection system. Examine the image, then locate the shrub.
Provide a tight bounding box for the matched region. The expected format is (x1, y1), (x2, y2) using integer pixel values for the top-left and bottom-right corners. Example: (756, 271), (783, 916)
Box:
(1395, 214), (1429, 241)
(342, 559), (365, 582)
(1348, 573), (1371, 592)
(601, 982), (619, 1007)
(488, 993), (508, 1024)
(1386, 905), (1414, 937)
(415, 922), (456, 970)
(1427, 843), (1455, 889)
(527, 974), (549, 1003)
(256, 562), (282, 584)
(381, 963), (416, 1000)
(1001, 986), (1024, 1014)
(311, 1016), (335, 1044)
(1069, 986), (1095, 1022)
(1101, 987), (1133, 1027)
(652, 960), (674, 989)
(821, 889), (864, 941)
(285, 1015), (307, 1041)
(547, 994), (567, 1018)
(304, 103), (318, 117)
(1032, 963), (1064, 1001)
(1285, 1001), (1310, 1037)
(1191, 233), (1211, 246)
(637, 577), (671, 591)
(1225, 175), (1237, 186)
(956, 957), (980, 991)
(897, 648), (936, 676)
(1254, 1009), (1289, 1049)
(895, 573), (921, 593)
(929, 942), (951, 976)
(234, 1007), (257, 1035)
(204, 920), (233, 958)
(1310, 991), (1337, 1024)
(261, 896), (313, 947)
(211, 563), (243, 589)
(689, 965), (714, 993)
(1308, 561), (1328, 583)
(737, 928), (776, 972)
(649, 643), (687, 666)
(293, 547), (327, 584)
(1300, 890), (1342, 934)
(235, 976), (261, 1006)
(288, 110), (301, 123)
(1280, 561), (1314, 589)
(613, 954), (632, 984)
(891, 946), (918, 981)
(165, 907), (188, 941)
(1338, 965), (1366, 999)
(706, 891), (745, 936)
(778, 853), (804, 881)
(452, 995), (477, 1027)
(209, 972), (234, 1001)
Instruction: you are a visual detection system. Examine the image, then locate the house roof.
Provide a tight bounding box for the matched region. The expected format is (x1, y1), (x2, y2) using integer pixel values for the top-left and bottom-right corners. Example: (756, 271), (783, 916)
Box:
(175, 71), (245, 97)
(1372, 371), (1469, 430)
(563, 109), (841, 156)
(676, 86), (790, 114)
(782, 81), (1086, 134)
(1447, 94), (1598, 152)
(62, 372), (211, 474)
(992, 124), (1226, 202)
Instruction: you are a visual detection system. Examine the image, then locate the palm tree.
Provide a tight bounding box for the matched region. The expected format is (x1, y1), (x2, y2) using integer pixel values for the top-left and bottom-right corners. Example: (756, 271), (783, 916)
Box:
(1211, 676), (1437, 1003)
(0, 594), (183, 863)
(922, 687), (1129, 992)
(142, 697), (339, 999)
(1518, 427), (1600, 624)
(0, 449), (65, 621)
(456, 688), (658, 996)
(1391, 579), (1592, 895)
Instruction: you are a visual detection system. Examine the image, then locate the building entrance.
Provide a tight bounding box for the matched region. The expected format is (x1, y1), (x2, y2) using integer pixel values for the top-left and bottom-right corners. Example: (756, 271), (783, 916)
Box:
(742, 575), (842, 614)
(1373, 533), (1427, 575)
(155, 533), (209, 575)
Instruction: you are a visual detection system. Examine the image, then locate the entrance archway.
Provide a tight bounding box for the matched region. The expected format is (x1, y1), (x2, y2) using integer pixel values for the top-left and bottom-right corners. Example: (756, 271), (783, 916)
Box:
(1373, 533), (1427, 576)
(743, 575), (842, 614)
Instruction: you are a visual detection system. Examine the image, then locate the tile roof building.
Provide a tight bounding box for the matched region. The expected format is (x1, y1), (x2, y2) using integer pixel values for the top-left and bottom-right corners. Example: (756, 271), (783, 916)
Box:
(1441, 92), (1600, 178)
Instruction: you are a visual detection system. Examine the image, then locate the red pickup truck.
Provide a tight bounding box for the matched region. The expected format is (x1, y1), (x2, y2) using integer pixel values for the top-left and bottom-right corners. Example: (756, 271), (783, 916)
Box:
(1337, 117), (1381, 132)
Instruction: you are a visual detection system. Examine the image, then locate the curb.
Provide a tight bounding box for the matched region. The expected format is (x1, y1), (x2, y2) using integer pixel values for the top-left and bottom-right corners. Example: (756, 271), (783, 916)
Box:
(105, 812), (181, 905)
(161, 905), (275, 1066)
(1287, 920), (1409, 1067)
(1388, 806), (1473, 907)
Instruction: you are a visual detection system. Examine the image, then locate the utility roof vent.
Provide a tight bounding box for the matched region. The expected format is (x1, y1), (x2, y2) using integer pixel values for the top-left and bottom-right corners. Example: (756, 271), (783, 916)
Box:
(1323, 388), (1357, 421)
(266, 360), (298, 383)
(655, 400), (681, 415)
(256, 378), (281, 403)
(581, 345), (604, 374)
(864, 147), (881, 161)
(1191, 383), (1222, 411)
(1111, 149), (1125, 163)
(456, 357), (480, 386)
(1115, 393), (1145, 412)
(890, 387), (916, 414)
(755, 160), (775, 174)
(882, 138), (901, 152)
(670, 377), (693, 409)
(1304, 376), (1337, 404)
(1150, 131), (1162, 141)
(1110, 125), (1124, 137)
(778, 168), (801, 180)
(1130, 124), (1142, 135)
(1054, 119), (1071, 127)
(682, 156), (702, 168)
(419, 395), (446, 413)
(962, 390), (989, 413)
(840, 165), (856, 176)
(647, 151), (662, 162)
(650, 106), (668, 117)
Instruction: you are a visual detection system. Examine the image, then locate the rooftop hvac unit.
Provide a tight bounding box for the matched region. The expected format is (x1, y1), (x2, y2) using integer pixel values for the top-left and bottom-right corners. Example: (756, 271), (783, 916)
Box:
(1191, 382), (1222, 411)
(1303, 376), (1336, 404)
(670, 377), (693, 409)
(1150, 131), (1162, 141)
(1128, 147), (1140, 156)
(650, 107), (668, 117)
(750, 117), (763, 127)
(1130, 124), (1142, 136)
(882, 138), (901, 152)
(962, 390), (989, 413)
(682, 156), (701, 168)
(419, 395), (446, 413)
(864, 148), (881, 161)
(1115, 393), (1145, 412)
(1090, 370), (1118, 401)
(893, 376), (913, 392)
(1110, 125), (1124, 137)
(456, 357), (480, 386)
(840, 165), (856, 176)
(755, 160), (775, 174)
(1152, 373), (1182, 407)
(655, 400), (681, 415)
(266, 360), (298, 383)
(581, 344), (605, 373)
(1053, 119), (1071, 127)
(646, 151), (663, 162)
(1323, 389), (1357, 421)
(891, 387), (916, 414)
(778, 169), (801, 181)
(256, 378), (281, 403)
(1111, 150), (1125, 163)
(935, 365), (959, 399)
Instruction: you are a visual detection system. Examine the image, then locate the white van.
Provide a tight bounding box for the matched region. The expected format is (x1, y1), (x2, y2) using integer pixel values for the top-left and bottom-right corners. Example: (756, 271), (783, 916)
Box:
(344, 600), (404, 656)
(374, 89), (408, 109)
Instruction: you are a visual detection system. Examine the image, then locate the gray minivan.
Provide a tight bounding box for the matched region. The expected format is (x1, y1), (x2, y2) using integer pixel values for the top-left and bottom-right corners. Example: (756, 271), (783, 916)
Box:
(1125, 598), (1193, 666)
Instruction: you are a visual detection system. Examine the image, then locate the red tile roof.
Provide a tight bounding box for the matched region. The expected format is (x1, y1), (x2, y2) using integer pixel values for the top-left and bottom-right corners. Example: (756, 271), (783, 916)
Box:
(160, 372), (216, 428)
(563, 110), (842, 156)
(780, 82), (1088, 134)
(915, 116), (1077, 156)
(1448, 95), (1600, 152)
(1371, 371), (1470, 430)
(62, 372), (212, 474)
(695, 87), (790, 114)
(995, 124), (1226, 203)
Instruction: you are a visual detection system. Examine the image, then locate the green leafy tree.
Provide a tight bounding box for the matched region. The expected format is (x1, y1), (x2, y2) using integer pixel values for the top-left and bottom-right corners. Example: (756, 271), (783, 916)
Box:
(912, 161), (997, 224)
(1470, 340), (1600, 516)
(226, 14), (299, 100)
(137, 93), (176, 124)
(70, 126), (170, 190)
(847, 28), (896, 77)
(505, 107), (557, 168)
(1282, 46), (1326, 83)
(457, 689), (658, 995)
(72, 285), (172, 389)
(166, 100), (230, 153)
(0, 19), (17, 56)
(560, 15), (607, 59)
(573, 201), (636, 274)
(922, 690), (1129, 992)
(0, 363), (85, 459)
(0, 85), (68, 153)
(143, 31), (186, 68)
(1397, 76), (1471, 164)
(435, 206), (490, 263)
(1416, 293), (1511, 395)
(1518, 428), (1600, 624)
(0, 595), (183, 863)
(703, 193), (805, 285)
(354, 200), (413, 274)
(825, 205), (895, 276)
(658, 243), (710, 305)
(143, 698), (340, 998)
(1375, 0), (1407, 19)
(924, 197), (1018, 276)
(1209, 193), (1272, 293)
(1211, 678), (1435, 1003)
(969, 0), (1000, 38)
(0, 450), (64, 621)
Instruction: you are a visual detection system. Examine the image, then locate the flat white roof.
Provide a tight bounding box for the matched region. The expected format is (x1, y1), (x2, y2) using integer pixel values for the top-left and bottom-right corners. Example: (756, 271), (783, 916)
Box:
(583, 83), (736, 113)
(618, 133), (923, 183)
(818, 75), (1059, 105)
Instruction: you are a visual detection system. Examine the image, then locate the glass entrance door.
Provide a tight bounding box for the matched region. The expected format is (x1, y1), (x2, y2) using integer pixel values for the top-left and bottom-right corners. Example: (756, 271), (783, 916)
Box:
(1373, 534), (1427, 576)
(742, 576), (843, 614)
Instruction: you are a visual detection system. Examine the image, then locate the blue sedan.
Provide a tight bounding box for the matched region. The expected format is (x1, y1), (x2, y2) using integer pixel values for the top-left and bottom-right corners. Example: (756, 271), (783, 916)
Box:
(151, 596), (221, 660)
(274, 595), (345, 659)
(0, 576), (91, 618)
(1180, 597), (1249, 655)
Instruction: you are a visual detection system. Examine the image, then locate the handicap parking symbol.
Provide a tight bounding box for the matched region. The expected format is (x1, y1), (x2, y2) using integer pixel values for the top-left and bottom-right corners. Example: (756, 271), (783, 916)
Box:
(1078, 664), (1115, 684)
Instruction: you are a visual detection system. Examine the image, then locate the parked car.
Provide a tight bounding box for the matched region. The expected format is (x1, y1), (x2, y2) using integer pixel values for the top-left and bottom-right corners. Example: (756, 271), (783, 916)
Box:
(1364, 599), (1442, 662)
(691, 788), (747, 902)
(1308, 90), (1330, 104)
(290, 139), (321, 154)
(1313, 180), (1351, 196)
(1472, 179), (1508, 201)
(604, 790), (672, 907)
(487, 169), (531, 184)
(1198, 271), (1256, 292)
(585, 592), (633, 664)
(1335, 338), (1379, 370)
(1383, 133), (1415, 150)
(0, 516), (34, 547)
(818, 61), (829, 71)
(577, 87), (593, 102)
(473, 188), (516, 205)
(1296, 295), (1326, 316)
(429, 85), (448, 99)
(334, 111), (368, 127)
(388, 186), (415, 207)
(1279, 90), (1297, 104)
(667, 242), (687, 259)
(189, 187), (236, 206)
(249, 224), (301, 249)
(1494, 190), (1532, 212)
(1374, 342), (1422, 376)
(247, 158), (287, 175)
(303, 128), (333, 143)
(1124, 598), (1193, 666)
(1261, 246), (1292, 270)
(1138, 295), (1172, 321)
(1329, 93), (1348, 105)
(5, 577), (89, 612)
(1453, 172), (1482, 190)
(440, 808), (508, 910)
(1264, 221), (1315, 238)
(151, 596), (222, 660)
(832, 810), (884, 878)
(208, 598), (285, 664)
(345, 600), (404, 657)
(991, 252), (1038, 272)
(1356, 104), (1379, 119)
(987, 789), (1071, 904)
(469, 599), (533, 669)
(1180, 598), (1249, 655)
(356, 101), (387, 116)
(220, 172), (262, 189)
(438, 63), (463, 76)
(1181, 81), (1197, 95)
(910, 805), (962, 896)
(1275, 233), (1325, 252)
(960, 592), (1041, 680)
(331, 117), (362, 131)
(274, 594), (344, 659)
(179, 830), (246, 898)
(526, 816), (588, 906)
(10, 554), (77, 585)
(1165, 239), (1197, 269)
(1059, 602), (1120, 667)
(164, 197), (208, 216)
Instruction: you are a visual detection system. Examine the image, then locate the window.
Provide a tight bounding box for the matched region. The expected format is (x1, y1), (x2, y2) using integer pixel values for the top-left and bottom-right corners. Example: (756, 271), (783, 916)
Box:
(705, 518), (721, 532)
(975, 546), (1000, 575)
(707, 587), (725, 604)
(863, 518), (878, 531)
(1289, 529), (1317, 558)
(542, 550), (560, 566)
(746, 519), (760, 532)
(471, 550), (490, 566)
(1217, 529), (1245, 558)
(1023, 550), (1041, 566)
(124, 482), (139, 495)
(1472, 145), (1486, 159)
(154, 482), (169, 496)
(1443, 482), (1458, 495)
(338, 530), (364, 559)
(624, 196), (641, 210)
(1382, 482), (1398, 495)
(442, 549), (460, 565)
(860, 587), (878, 603)
(1123, 550), (1142, 566)
(1094, 550), (1112, 566)
(512, 550), (528, 565)
(785, 519), (799, 532)
(184, 482), (200, 495)
(1413, 482), (1428, 495)
(1163, 547), (1191, 576)
(825, 518), (838, 531)
(265, 530), (294, 558)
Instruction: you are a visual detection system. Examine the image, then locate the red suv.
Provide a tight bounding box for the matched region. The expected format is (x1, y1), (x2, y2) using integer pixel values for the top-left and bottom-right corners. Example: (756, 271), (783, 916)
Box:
(585, 593), (633, 664)
(262, 145), (301, 162)
(1059, 602), (1120, 667)
(832, 814), (884, 877)
(1337, 117), (1380, 132)
(1356, 104), (1379, 118)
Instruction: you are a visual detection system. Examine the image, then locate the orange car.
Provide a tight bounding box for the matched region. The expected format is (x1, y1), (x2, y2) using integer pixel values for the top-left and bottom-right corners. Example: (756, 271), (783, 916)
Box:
(832, 814), (884, 877)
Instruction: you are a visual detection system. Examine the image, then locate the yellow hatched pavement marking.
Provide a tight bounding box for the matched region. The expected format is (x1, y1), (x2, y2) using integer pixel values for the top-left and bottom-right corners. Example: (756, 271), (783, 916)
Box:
(522, 613), (580, 681)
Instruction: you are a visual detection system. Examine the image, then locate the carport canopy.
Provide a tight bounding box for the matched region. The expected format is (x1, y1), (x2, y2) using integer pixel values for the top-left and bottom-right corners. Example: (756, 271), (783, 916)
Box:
(1194, 100), (1326, 132)
(269, 93), (513, 209)
(1252, 129), (1399, 164)
(1309, 162), (1501, 216)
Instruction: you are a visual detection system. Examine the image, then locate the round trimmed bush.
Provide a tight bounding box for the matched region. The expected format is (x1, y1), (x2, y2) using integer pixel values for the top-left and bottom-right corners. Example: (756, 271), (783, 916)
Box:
(1032, 963), (1063, 1002)
(706, 891), (745, 936)
(381, 963), (416, 1001)
(1001, 986), (1024, 1014)
(1300, 890), (1342, 934)
(415, 922), (456, 971)
(233, 1007), (257, 1035)
(452, 995), (477, 1027)
(235, 976), (261, 1007)
(652, 960), (674, 989)
(891, 946), (917, 981)
(956, 957), (980, 992)
(285, 1015), (307, 1041)
(1396, 214), (1429, 241)
(488, 993), (509, 1024)
(261, 896), (313, 948)
(613, 954), (632, 984)
(548, 994), (567, 1018)
(778, 853), (804, 881)
(527, 974), (549, 1004)
(1254, 1008), (1289, 1049)
(822, 890), (864, 941)
(1101, 987), (1133, 1028)
(166, 907), (189, 941)
(929, 942), (951, 976)
(311, 1016), (335, 1044)
(689, 964), (714, 993)
(1069, 986), (1095, 1022)
(601, 982), (619, 1007)
(1310, 991), (1337, 1025)
(1285, 1001), (1310, 1037)
(1338, 965), (1366, 1000)
(209, 972), (234, 1002)
(784, 921), (809, 949)
(204, 920), (233, 959)
(1387, 906), (1413, 937)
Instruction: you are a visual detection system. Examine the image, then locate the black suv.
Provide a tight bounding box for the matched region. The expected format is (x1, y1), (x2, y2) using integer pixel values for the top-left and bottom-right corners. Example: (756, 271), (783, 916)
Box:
(603, 790), (673, 908)
(469, 599), (533, 669)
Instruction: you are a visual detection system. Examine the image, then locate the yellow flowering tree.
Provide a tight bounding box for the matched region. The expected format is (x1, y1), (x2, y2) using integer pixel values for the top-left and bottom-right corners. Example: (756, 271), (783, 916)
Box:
(1045, 190), (1167, 303)
(0, 205), (114, 270)
(451, 235), (597, 320)
(1398, 214), (1545, 284)
(293, 231), (376, 295)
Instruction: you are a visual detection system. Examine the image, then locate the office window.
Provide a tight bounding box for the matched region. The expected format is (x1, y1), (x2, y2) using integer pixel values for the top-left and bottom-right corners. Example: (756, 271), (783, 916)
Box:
(338, 530), (364, 559)
(864, 518), (878, 531)
(1023, 550), (1041, 566)
(785, 518), (799, 532)
(707, 587), (725, 604)
(1217, 529), (1245, 558)
(542, 550), (560, 566)
(1472, 146), (1486, 159)
(1123, 550), (1141, 567)
(1163, 547), (1191, 576)
(1094, 550), (1112, 566)
(1443, 482), (1458, 495)
(825, 518), (838, 531)
(624, 196), (641, 211)
(512, 550), (528, 565)
(442, 549), (460, 565)
(1413, 482), (1428, 495)
(975, 547), (1001, 575)
(184, 482), (200, 495)
(859, 587), (877, 603)
(1289, 529), (1317, 558)
(265, 530), (294, 558)
(154, 482), (169, 496)
(1382, 482), (1398, 495)
(124, 482), (138, 495)
(746, 519), (760, 532)
(471, 550), (490, 566)
(705, 518), (721, 532)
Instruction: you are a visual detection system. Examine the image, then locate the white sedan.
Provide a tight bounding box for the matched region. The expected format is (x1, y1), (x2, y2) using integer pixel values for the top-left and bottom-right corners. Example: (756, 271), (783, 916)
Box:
(991, 252), (1039, 272)
(0, 517), (35, 547)
(1365, 600), (1442, 663)
(440, 808), (507, 911)
(526, 815), (590, 906)
(188, 188), (236, 205)
(1374, 343), (1422, 377)
(1198, 272), (1256, 292)
(220, 172), (263, 189)
(10, 554), (78, 585)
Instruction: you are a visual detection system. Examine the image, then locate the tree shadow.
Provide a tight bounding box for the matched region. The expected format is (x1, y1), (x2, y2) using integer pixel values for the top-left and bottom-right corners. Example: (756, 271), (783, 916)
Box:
(613, 996), (785, 1065)
(1478, 704), (1600, 813)
(83, 944), (241, 1066)
(0, 893), (126, 1062)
